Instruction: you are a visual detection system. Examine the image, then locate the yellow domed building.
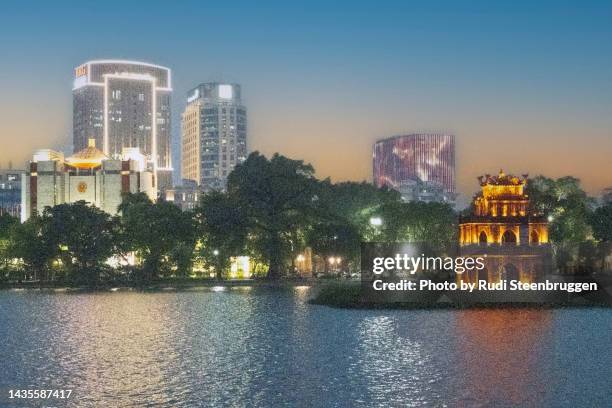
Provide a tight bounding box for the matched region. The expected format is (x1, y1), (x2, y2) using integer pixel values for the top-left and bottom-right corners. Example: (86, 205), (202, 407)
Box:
(458, 170), (552, 283)
(22, 140), (156, 220)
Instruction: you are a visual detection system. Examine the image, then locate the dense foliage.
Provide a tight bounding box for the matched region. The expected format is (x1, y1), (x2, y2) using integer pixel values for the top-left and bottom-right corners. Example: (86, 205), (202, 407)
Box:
(1, 153), (611, 285)
(527, 175), (611, 273)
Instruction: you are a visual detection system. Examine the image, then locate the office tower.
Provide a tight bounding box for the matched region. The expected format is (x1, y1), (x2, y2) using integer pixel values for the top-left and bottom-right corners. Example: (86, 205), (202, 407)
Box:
(373, 133), (456, 203)
(181, 83), (247, 191)
(72, 60), (173, 191)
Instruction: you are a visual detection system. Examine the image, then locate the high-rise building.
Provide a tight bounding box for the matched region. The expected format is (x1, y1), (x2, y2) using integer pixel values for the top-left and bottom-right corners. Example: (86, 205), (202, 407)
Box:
(373, 133), (456, 203)
(72, 60), (173, 191)
(0, 168), (23, 218)
(181, 83), (247, 191)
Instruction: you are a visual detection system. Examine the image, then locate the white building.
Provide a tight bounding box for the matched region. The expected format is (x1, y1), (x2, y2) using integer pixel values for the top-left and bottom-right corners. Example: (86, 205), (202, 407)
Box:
(21, 140), (156, 221)
(181, 83), (247, 191)
(72, 60), (173, 191)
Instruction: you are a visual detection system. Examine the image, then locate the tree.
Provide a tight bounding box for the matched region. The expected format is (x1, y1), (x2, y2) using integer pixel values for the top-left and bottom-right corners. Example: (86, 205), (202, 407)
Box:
(10, 215), (58, 281)
(376, 201), (457, 253)
(589, 203), (612, 243)
(527, 176), (593, 271)
(119, 193), (195, 282)
(44, 201), (117, 284)
(306, 221), (361, 274)
(588, 203), (612, 272)
(227, 152), (320, 279)
(0, 214), (18, 276)
(316, 181), (400, 238)
(194, 191), (248, 280)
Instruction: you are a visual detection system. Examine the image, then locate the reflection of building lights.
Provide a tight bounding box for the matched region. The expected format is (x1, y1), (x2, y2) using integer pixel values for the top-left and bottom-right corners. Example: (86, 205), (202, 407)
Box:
(547, 215), (554, 222)
(211, 286), (225, 292)
(296, 254), (305, 262)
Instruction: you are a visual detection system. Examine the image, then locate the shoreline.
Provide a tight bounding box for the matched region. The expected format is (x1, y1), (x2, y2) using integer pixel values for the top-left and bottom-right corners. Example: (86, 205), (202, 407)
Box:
(3, 279), (612, 310)
(0, 278), (319, 292)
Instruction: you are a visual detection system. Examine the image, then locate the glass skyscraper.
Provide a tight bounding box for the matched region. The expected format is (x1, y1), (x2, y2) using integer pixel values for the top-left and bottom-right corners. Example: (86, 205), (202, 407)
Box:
(181, 83), (247, 191)
(72, 60), (173, 191)
(373, 133), (456, 203)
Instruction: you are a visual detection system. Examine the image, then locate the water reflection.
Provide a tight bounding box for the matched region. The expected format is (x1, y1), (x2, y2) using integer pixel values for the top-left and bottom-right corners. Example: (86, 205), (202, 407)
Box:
(1, 290), (611, 407)
(453, 309), (553, 407)
(51, 293), (185, 406)
(357, 315), (442, 407)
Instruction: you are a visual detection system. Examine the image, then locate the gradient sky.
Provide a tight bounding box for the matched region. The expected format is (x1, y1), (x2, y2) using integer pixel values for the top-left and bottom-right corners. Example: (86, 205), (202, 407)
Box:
(1, 0), (611, 205)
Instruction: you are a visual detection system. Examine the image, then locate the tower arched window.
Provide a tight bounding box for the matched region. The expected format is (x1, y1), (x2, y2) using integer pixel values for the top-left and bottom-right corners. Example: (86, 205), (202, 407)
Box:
(502, 229), (517, 245)
(479, 231), (488, 245)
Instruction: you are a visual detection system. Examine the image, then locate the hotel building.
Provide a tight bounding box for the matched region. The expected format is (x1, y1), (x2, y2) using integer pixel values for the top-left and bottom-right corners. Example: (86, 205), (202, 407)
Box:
(181, 83), (247, 191)
(21, 140), (156, 221)
(72, 60), (173, 191)
(373, 133), (456, 203)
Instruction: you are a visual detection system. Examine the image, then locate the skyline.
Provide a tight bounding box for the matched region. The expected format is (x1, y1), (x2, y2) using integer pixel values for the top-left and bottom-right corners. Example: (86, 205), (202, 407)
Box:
(1, 1), (612, 202)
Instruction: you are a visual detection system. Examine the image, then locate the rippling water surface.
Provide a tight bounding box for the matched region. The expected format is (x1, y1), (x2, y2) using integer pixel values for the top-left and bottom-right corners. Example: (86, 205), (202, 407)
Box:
(1, 287), (612, 407)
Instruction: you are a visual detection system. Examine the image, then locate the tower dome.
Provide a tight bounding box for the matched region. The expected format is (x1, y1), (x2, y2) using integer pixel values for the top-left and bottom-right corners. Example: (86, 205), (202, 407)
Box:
(66, 139), (108, 169)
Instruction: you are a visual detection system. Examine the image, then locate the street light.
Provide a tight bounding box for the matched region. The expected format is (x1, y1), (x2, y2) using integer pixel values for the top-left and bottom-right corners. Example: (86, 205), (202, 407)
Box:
(328, 256), (343, 265)
(213, 249), (219, 256)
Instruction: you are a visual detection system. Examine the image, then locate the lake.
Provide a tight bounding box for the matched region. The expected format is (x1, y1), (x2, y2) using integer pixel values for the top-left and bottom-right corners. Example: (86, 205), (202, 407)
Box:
(1, 286), (611, 407)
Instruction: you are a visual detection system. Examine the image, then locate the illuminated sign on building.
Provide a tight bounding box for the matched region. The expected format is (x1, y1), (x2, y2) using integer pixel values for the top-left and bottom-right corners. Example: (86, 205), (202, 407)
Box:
(218, 84), (233, 99)
(75, 65), (88, 78)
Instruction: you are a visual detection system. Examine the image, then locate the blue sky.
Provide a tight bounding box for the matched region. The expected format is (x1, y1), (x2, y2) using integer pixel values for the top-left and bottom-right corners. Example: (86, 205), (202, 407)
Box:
(1, 0), (611, 201)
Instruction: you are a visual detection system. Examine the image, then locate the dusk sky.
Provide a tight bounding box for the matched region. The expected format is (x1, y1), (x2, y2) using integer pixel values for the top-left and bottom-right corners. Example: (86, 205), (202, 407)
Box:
(1, 0), (611, 203)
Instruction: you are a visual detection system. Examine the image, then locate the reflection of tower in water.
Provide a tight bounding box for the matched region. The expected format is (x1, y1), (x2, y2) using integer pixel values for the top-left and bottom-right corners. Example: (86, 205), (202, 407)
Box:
(453, 309), (553, 406)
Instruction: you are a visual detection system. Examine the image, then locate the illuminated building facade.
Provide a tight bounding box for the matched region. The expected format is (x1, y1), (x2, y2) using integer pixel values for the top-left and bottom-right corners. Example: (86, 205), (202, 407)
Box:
(21, 140), (156, 221)
(373, 133), (455, 203)
(459, 170), (551, 283)
(181, 83), (247, 191)
(165, 179), (199, 211)
(72, 60), (173, 191)
(0, 169), (23, 217)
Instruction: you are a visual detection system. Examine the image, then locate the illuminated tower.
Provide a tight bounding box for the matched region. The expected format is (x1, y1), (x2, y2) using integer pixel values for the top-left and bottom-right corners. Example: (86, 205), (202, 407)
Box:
(181, 83), (247, 191)
(373, 133), (455, 203)
(72, 60), (173, 191)
(459, 170), (551, 283)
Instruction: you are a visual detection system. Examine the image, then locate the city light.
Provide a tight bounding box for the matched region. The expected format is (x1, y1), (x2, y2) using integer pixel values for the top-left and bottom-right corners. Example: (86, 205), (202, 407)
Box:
(328, 256), (342, 265)
(370, 216), (383, 226)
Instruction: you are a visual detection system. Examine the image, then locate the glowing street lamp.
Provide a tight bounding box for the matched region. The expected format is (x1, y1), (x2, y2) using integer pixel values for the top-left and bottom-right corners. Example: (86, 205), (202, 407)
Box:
(328, 257), (342, 265)
(213, 249), (219, 256)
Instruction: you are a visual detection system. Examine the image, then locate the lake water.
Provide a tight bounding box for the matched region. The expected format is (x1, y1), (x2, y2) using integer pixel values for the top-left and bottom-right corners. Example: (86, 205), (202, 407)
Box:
(1, 286), (611, 407)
